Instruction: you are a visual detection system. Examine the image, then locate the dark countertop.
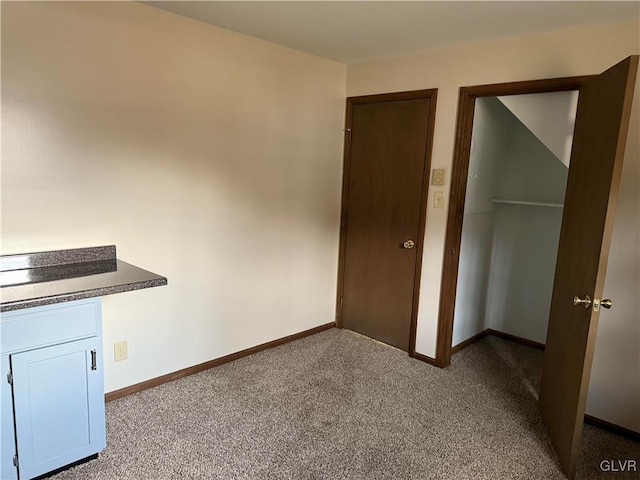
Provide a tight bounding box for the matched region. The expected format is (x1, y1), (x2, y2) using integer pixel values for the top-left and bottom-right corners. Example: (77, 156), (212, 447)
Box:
(1, 246), (167, 312)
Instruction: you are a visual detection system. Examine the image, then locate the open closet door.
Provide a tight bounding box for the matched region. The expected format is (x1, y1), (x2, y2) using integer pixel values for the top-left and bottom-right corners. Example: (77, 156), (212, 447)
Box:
(539, 56), (638, 479)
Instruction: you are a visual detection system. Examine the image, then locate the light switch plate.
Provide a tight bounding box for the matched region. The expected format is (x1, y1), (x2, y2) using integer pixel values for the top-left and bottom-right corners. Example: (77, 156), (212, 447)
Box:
(434, 191), (445, 209)
(432, 169), (445, 186)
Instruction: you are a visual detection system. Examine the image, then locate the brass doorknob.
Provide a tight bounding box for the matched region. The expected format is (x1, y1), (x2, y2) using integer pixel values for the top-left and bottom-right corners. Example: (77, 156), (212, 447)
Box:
(593, 298), (613, 311)
(403, 240), (415, 249)
(573, 295), (591, 309)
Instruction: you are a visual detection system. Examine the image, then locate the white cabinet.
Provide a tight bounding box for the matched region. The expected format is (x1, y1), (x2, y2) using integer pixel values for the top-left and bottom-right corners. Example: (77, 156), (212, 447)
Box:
(1, 299), (105, 480)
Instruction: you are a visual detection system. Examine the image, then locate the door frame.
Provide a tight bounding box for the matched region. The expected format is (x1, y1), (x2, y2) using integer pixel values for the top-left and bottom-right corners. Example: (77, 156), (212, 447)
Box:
(435, 76), (594, 367)
(335, 89), (438, 356)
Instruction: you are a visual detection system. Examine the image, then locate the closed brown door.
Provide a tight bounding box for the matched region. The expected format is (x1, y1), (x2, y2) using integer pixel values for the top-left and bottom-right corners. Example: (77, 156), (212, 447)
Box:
(539, 56), (638, 479)
(338, 91), (436, 351)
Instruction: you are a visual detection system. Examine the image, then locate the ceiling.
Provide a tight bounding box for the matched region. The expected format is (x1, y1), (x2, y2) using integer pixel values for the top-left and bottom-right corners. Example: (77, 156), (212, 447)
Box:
(143, 1), (639, 64)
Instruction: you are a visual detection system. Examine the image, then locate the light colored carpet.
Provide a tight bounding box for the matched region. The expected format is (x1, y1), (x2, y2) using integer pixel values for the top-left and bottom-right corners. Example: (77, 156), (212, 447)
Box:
(51, 328), (639, 479)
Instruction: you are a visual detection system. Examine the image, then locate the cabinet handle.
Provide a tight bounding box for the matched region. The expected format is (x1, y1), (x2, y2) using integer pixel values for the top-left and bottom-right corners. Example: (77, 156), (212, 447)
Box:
(91, 349), (97, 371)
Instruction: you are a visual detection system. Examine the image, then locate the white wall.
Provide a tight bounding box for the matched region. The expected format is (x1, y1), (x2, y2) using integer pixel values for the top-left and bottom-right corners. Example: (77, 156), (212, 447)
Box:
(0, 2), (346, 392)
(485, 112), (568, 343)
(452, 98), (512, 345)
(347, 20), (640, 431)
(586, 93), (640, 430)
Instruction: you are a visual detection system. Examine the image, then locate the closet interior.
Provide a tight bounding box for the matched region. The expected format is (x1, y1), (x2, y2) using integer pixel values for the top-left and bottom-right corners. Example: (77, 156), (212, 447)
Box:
(452, 91), (579, 351)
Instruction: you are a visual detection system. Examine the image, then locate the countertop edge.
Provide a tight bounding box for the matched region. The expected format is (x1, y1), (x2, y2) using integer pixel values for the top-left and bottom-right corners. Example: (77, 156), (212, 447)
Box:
(1, 277), (167, 313)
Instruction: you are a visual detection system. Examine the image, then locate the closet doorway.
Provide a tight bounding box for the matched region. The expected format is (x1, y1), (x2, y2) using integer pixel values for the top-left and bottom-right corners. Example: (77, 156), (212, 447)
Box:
(437, 76), (587, 366)
(448, 91), (578, 354)
(437, 57), (638, 479)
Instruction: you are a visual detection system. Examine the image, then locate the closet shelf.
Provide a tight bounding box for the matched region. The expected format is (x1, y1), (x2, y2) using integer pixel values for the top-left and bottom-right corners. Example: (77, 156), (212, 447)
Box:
(489, 198), (564, 208)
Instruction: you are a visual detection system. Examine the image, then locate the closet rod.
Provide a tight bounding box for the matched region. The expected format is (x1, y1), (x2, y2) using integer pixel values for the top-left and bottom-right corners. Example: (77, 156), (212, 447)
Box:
(489, 198), (564, 208)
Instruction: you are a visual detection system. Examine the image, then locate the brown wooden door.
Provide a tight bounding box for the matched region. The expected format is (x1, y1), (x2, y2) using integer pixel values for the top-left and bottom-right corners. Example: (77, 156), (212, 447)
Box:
(338, 91), (436, 351)
(539, 56), (638, 479)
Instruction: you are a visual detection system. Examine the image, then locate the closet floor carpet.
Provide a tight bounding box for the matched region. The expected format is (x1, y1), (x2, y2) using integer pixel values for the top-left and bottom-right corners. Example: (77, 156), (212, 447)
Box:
(50, 328), (638, 480)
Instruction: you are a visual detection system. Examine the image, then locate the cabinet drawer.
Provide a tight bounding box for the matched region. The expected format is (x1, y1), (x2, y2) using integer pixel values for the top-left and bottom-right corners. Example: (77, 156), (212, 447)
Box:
(0, 300), (100, 354)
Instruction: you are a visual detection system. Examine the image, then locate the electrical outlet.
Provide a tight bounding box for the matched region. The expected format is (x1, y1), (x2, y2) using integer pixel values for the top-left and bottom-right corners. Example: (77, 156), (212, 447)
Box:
(434, 191), (445, 209)
(114, 341), (128, 362)
(432, 169), (445, 186)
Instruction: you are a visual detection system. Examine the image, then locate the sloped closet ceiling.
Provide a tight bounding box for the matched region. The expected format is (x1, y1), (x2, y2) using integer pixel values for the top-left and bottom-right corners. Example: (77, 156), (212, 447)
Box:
(498, 92), (579, 168)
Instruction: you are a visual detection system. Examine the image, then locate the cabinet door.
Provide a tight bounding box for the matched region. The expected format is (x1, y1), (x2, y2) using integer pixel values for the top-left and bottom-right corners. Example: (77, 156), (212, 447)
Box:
(11, 338), (105, 479)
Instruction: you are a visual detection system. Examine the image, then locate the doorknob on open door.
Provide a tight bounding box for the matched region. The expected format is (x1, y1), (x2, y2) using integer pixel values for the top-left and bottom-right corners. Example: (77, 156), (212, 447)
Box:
(592, 298), (613, 312)
(403, 240), (415, 249)
(573, 295), (591, 309)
